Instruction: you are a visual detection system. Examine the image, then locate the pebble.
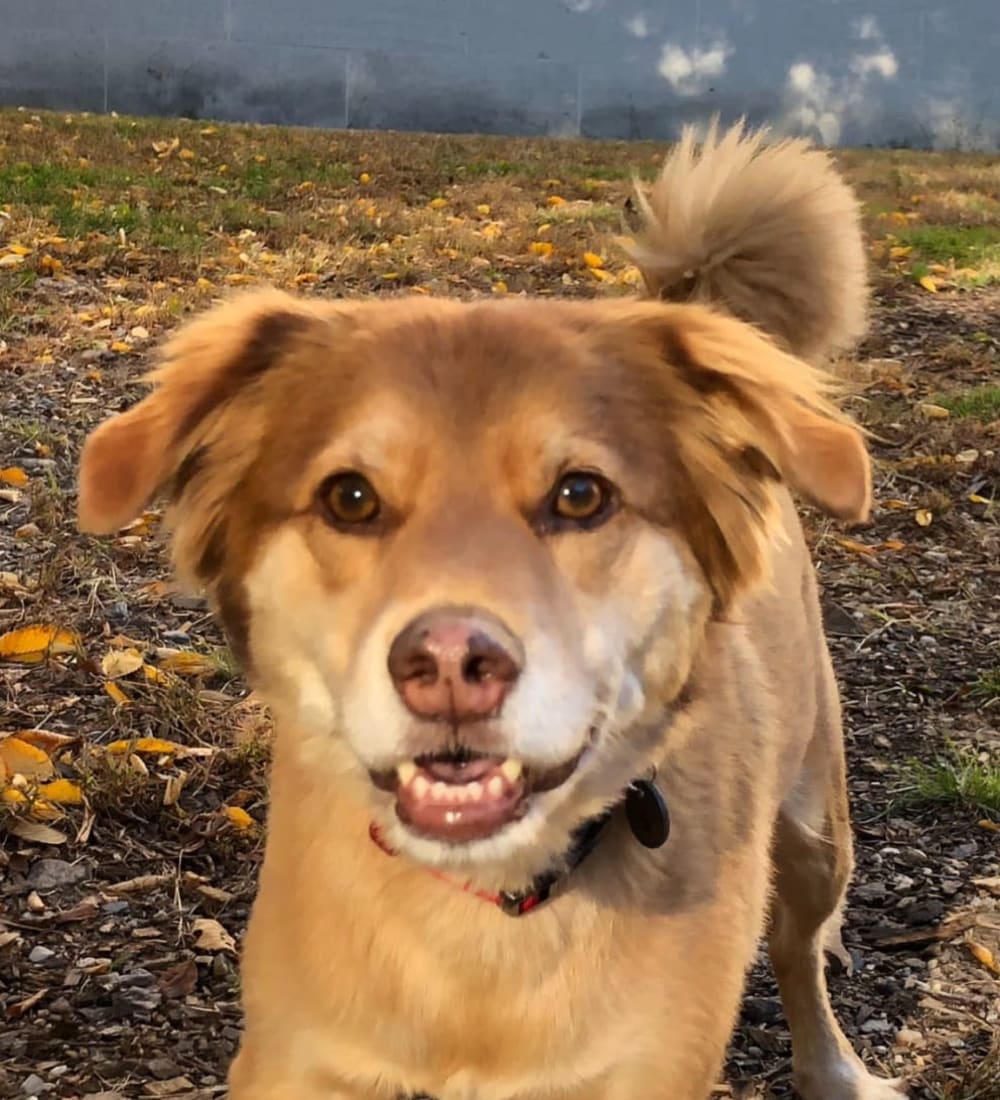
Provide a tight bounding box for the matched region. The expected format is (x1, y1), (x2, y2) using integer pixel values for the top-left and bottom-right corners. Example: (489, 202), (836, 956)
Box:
(162, 630), (190, 644)
(896, 1027), (925, 1047)
(21, 1075), (48, 1096)
(106, 600), (129, 623)
(28, 945), (55, 964)
(27, 858), (91, 890)
(861, 1017), (893, 1034)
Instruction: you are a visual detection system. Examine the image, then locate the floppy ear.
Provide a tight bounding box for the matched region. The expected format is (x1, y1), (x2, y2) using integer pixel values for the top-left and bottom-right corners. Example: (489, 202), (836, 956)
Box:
(606, 303), (871, 607)
(77, 290), (322, 534)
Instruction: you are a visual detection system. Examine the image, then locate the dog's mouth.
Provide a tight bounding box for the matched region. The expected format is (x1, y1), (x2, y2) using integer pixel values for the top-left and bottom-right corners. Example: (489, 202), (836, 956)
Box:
(369, 748), (585, 843)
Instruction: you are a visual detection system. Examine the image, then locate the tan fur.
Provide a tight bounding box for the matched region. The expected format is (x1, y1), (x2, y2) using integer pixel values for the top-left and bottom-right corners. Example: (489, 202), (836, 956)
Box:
(629, 118), (868, 361)
(77, 124), (903, 1100)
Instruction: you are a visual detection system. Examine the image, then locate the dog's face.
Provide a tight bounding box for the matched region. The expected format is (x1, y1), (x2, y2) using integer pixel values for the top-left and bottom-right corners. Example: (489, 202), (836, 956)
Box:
(78, 291), (870, 881)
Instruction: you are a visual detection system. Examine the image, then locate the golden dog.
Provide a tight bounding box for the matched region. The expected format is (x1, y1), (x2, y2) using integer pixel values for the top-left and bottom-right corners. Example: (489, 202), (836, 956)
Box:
(77, 123), (905, 1099)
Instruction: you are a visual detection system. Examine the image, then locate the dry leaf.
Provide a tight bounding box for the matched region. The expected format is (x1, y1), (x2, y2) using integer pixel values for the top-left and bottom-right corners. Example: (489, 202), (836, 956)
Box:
(836, 537), (876, 557)
(582, 251), (604, 268)
(0, 466), (29, 487)
(914, 509), (933, 527)
(529, 241), (554, 257)
(37, 779), (84, 805)
(973, 876), (1000, 895)
(918, 275), (938, 293)
(162, 771), (187, 807)
(966, 940), (1000, 976)
(428, 197), (448, 210)
(3, 729), (77, 753)
(223, 805), (254, 830)
(5, 987), (47, 1019)
(159, 958), (198, 999)
(101, 648), (145, 679)
(0, 624), (79, 663)
(106, 737), (180, 756)
(103, 681), (130, 706)
(105, 873), (171, 895)
(5, 820), (68, 845)
(158, 650), (218, 676)
(0, 931), (22, 949)
(0, 737), (54, 780)
(919, 403), (950, 419)
(191, 917), (237, 954)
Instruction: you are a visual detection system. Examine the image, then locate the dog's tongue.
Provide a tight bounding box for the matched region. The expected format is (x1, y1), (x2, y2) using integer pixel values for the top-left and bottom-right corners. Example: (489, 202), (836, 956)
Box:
(395, 757), (526, 842)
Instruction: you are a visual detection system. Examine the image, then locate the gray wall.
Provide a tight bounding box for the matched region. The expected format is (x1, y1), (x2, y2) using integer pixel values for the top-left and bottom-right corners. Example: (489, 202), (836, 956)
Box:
(1, 0), (998, 149)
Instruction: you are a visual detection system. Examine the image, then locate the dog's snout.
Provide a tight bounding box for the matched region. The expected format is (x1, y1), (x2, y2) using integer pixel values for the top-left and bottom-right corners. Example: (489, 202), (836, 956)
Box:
(388, 608), (523, 721)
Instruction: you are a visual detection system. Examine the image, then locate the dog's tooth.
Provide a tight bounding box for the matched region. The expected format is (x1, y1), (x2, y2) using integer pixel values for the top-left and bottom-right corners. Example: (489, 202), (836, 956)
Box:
(431, 782), (449, 800)
(396, 761), (417, 786)
(467, 781), (484, 801)
(487, 776), (504, 798)
(413, 776), (430, 799)
(500, 758), (523, 782)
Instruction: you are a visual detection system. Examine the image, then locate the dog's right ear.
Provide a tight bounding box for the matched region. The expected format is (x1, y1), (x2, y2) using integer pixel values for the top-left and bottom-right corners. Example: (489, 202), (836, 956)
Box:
(77, 290), (322, 535)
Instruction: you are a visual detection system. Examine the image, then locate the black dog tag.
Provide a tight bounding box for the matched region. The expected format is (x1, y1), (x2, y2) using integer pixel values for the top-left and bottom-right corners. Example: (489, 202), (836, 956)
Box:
(625, 778), (670, 848)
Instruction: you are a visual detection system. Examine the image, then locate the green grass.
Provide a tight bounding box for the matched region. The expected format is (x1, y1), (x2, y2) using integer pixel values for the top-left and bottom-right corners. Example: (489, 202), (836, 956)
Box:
(973, 669), (1000, 700)
(895, 224), (1000, 269)
(937, 385), (1000, 420)
(896, 744), (1000, 814)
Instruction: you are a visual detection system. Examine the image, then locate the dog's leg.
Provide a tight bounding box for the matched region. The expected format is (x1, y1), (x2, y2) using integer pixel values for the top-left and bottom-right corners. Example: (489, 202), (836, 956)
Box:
(768, 748), (906, 1100)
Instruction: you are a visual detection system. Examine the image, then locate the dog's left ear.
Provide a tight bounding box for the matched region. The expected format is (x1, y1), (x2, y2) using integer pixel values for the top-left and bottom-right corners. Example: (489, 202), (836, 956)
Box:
(77, 290), (327, 535)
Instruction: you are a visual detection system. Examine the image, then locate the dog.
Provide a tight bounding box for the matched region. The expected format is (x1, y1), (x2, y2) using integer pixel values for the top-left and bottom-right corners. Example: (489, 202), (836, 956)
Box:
(77, 122), (905, 1099)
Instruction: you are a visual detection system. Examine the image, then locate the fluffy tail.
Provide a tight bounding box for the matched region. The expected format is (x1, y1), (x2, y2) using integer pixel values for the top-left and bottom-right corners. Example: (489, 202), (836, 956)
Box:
(628, 119), (868, 361)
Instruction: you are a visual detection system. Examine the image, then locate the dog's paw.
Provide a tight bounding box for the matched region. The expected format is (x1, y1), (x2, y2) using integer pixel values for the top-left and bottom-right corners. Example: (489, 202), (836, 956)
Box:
(796, 1056), (907, 1100)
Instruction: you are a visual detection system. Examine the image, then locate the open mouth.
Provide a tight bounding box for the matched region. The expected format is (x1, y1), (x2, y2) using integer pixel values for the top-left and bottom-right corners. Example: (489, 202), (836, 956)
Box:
(370, 749), (583, 843)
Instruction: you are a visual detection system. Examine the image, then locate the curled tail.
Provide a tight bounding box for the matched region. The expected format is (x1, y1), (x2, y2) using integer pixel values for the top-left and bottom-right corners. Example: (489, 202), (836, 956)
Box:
(628, 119), (868, 361)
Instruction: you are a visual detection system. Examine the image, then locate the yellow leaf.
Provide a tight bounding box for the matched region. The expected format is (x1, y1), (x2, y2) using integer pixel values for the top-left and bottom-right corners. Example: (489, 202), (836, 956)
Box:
(0, 467), (29, 487)
(110, 340), (131, 353)
(191, 917), (237, 954)
(178, 148), (196, 161)
(296, 180), (315, 192)
(530, 241), (554, 257)
(888, 245), (912, 260)
(1, 788), (28, 804)
(103, 682), (130, 706)
(0, 738), (54, 780)
(491, 280), (508, 295)
(428, 197), (448, 210)
(37, 779), (84, 805)
(966, 941), (1000, 976)
(199, 126), (218, 136)
(914, 509), (933, 527)
(2, 729), (76, 754)
(159, 651), (218, 676)
(835, 537), (876, 556)
(919, 403), (950, 419)
(106, 737), (180, 756)
(100, 648), (144, 680)
(0, 254), (25, 268)
(195, 277), (213, 290)
(476, 203), (491, 216)
(881, 498), (912, 510)
(588, 267), (612, 282)
(979, 819), (1000, 833)
(142, 664), (172, 685)
(358, 172), (372, 184)
(582, 252), (604, 268)
(223, 805), (254, 830)
(0, 625), (78, 663)
(7, 244), (32, 256)
(918, 275), (938, 293)
(546, 195), (566, 207)
(877, 539), (907, 551)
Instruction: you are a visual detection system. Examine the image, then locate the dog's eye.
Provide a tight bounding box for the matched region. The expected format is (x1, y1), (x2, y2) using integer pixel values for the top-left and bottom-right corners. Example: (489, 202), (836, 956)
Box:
(550, 471), (615, 527)
(319, 471), (380, 527)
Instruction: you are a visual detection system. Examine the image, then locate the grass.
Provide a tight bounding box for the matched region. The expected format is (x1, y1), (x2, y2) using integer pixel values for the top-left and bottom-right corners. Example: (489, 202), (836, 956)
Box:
(895, 743), (1000, 815)
(937, 385), (1000, 420)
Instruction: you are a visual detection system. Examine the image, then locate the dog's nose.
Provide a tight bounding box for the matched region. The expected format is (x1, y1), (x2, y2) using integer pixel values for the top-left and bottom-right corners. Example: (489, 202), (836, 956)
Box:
(388, 608), (523, 721)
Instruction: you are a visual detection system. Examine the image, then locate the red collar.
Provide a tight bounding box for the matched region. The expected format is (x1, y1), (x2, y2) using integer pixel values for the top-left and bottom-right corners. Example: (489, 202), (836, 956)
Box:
(369, 775), (669, 917)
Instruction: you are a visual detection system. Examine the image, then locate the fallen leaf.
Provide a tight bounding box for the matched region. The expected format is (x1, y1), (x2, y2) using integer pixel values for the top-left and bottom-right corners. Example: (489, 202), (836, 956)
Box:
(358, 172), (372, 184)
(428, 197), (448, 210)
(5, 987), (47, 1019)
(836, 537), (876, 556)
(973, 876), (1000, 895)
(105, 873), (171, 895)
(105, 737), (180, 756)
(0, 466), (29, 487)
(3, 729), (77, 753)
(968, 493), (992, 506)
(978, 819), (999, 834)
(918, 275), (938, 293)
(919, 403), (950, 419)
(37, 779), (84, 805)
(162, 771), (187, 807)
(0, 624), (79, 663)
(158, 650), (218, 676)
(529, 241), (554, 257)
(582, 251), (604, 268)
(914, 509), (933, 527)
(5, 820), (68, 845)
(476, 203), (491, 215)
(191, 917), (237, 954)
(0, 931), (21, 949)
(966, 940), (1000, 976)
(100, 648), (145, 679)
(223, 805), (254, 830)
(103, 681), (130, 706)
(197, 883), (235, 903)
(546, 194), (566, 206)
(159, 958), (198, 999)
(0, 737), (54, 780)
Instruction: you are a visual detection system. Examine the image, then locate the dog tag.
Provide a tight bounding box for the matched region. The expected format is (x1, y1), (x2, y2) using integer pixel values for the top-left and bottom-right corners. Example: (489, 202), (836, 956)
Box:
(625, 778), (670, 848)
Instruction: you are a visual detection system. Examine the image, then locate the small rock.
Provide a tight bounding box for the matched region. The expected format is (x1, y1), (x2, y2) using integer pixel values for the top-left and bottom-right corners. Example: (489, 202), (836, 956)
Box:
(861, 1017), (893, 1034)
(106, 600), (129, 623)
(896, 1027), (924, 1048)
(28, 945), (55, 964)
(162, 630), (190, 644)
(106, 968), (162, 1018)
(148, 1058), (181, 1081)
(27, 858), (90, 890)
(742, 997), (783, 1025)
(21, 1075), (48, 1097)
(101, 900), (130, 915)
(171, 594), (207, 611)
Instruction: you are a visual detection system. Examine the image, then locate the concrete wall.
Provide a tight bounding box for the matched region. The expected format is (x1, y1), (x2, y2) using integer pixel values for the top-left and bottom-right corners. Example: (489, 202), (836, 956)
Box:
(1, 0), (998, 149)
